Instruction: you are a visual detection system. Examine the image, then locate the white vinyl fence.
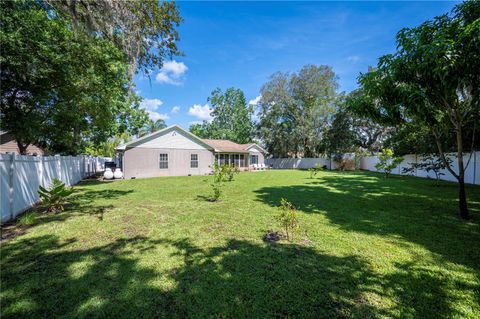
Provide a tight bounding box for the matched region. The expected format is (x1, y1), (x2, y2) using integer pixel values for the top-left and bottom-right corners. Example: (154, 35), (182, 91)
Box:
(266, 157), (332, 170)
(266, 151), (480, 185)
(0, 154), (110, 223)
(360, 152), (479, 185)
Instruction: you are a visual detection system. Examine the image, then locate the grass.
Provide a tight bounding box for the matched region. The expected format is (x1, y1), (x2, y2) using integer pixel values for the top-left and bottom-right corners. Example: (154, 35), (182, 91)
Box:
(16, 212), (38, 226)
(1, 170), (479, 318)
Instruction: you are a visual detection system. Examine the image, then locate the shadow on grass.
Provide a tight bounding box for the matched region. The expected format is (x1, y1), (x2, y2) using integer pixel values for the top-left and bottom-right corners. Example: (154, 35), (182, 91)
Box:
(2, 234), (474, 318)
(0, 235), (379, 318)
(254, 173), (480, 270)
(1, 186), (134, 241)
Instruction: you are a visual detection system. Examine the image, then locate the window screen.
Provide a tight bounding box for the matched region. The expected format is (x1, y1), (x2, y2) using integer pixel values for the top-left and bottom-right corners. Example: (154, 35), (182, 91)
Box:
(250, 155), (258, 165)
(191, 154), (198, 168)
(159, 153), (168, 169)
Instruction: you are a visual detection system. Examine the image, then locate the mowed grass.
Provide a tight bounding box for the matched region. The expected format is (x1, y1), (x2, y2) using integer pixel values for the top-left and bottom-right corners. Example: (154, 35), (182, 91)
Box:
(1, 170), (480, 318)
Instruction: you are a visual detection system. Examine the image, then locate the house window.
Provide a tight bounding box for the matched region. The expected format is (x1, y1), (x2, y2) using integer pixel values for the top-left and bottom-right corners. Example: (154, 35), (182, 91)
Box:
(159, 153), (168, 169)
(250, 155), (258, 165)
(191, 154), (198, 168)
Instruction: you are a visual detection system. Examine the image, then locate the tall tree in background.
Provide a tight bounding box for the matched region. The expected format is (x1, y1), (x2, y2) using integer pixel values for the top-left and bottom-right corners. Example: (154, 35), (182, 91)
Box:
(139, 119), (167, 137)
(323, 93), (392, 159)
(189, 88), (255, 144)
(258, 65), (338, 157)
(348, 1), (479, 219)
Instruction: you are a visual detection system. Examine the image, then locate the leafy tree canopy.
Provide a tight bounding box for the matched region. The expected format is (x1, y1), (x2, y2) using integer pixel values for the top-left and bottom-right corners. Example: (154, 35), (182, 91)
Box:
(0, 0), (161, 154)
(258, 65), (339, 158)
(44, 0), (182, 81)
(189, 88), (255, 144)
(347, 1), (479, 219)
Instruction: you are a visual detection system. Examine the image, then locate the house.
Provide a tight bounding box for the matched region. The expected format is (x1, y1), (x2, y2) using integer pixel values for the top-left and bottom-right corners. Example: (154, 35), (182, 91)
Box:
(116, 125), (267, 179)
(0, 131), (45, 155)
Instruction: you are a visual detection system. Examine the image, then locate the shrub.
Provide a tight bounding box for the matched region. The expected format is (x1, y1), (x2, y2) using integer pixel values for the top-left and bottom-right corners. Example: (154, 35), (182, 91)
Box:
(17, 212), (38, 226)
(338, 158), (355, 171)
(38, 179), (74, 213)
(375, 148), (403, 178)
(221, 164), (239, 182)
(207, 163), (240, 201)
(402, 154), (452, 185)
(308, 163), (324, 178)
(276, 198), (299, 241)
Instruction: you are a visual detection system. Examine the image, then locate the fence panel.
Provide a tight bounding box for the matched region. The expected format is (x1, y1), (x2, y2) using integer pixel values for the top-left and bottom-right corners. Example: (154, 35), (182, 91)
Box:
(1, 154), (108, 223)
(360, 152), (478, 184)
(12, 155), (41, 217)
(266, 157), (331, 169)
(0, 154), (11, 222)
(268, 152), (479, 185)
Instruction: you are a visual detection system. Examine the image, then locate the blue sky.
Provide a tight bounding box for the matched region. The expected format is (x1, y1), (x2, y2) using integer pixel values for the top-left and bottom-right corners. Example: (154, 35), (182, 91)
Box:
(134, 1), (458, 128)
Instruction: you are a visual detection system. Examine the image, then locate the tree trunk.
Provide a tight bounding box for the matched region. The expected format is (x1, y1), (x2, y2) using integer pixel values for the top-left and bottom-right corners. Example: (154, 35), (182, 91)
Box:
(16, 140), (28, 155)
(455, 126), (470, 219)
(458, 178), (469, 219)
(433, 127), (469, 219)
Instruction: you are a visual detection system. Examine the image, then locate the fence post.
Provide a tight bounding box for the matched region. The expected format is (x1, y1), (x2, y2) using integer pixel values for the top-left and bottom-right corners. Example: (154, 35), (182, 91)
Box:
(57, 155), (62, 182)
(82, 156), (86, 178)
(39, 155), (44, 187)
(473, 151), (477, 185)
(8, 153), (16, 221)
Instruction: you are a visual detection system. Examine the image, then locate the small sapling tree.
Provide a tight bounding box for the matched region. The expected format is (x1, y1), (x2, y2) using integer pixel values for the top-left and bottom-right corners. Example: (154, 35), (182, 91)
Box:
(209, 163), (226, 201)
(308, 163), (324, 178)
(276, 198), (299, 241)
(375, 148), (403, 178)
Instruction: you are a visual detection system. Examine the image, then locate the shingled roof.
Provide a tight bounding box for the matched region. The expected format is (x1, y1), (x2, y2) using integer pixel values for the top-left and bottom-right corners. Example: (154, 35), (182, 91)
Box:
(202, 139), (252, 153)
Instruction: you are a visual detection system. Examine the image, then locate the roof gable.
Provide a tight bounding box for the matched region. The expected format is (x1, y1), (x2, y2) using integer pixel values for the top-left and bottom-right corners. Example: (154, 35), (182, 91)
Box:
(245, 143), (267, 154)
(120, 125), (214, 151)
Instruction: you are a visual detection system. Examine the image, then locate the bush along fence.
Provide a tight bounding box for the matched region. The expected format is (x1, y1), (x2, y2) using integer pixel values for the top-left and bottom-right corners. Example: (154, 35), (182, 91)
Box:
(266, 152), (479, 185)
(0, 154), (110, 223)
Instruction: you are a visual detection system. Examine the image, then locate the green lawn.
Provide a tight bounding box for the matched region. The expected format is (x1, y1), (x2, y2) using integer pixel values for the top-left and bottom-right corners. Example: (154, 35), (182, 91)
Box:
(1, 170), (480, 318)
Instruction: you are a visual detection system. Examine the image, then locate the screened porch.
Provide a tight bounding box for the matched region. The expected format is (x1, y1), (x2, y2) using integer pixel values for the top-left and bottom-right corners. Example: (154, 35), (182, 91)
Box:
(215, 153), (249, 168)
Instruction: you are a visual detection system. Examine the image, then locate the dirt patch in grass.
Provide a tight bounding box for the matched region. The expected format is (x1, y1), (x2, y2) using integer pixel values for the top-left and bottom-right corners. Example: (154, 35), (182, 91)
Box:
(262, 230), (284, 243)
(1, 223), (28, 242)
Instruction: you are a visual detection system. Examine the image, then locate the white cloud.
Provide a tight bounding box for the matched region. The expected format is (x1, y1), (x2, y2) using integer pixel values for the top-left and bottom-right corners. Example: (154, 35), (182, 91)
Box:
(148, 112), (170, 121)
(188, 120), (204, 126)
(155, 60), (188, 85)
(140, 98), (163, 111)
(162, 60), (188, 75)
(188, 104), (213, 121)
(248, 95), (261, 106)
(140, 98), (168, 121)
(171, 106), (180, 114)
(347, 55), (361, 63)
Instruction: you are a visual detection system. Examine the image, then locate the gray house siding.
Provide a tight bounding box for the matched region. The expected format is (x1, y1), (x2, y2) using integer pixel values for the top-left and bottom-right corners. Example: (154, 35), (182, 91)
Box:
(124, 147), (214, 179)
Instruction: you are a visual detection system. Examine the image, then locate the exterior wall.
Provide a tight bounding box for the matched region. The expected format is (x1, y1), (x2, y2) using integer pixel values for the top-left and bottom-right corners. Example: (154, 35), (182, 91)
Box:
(123, 147), (214, 179)
(0, 133), (45, 155)
(248, 146), (265, 165)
